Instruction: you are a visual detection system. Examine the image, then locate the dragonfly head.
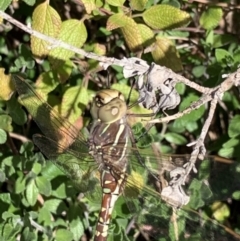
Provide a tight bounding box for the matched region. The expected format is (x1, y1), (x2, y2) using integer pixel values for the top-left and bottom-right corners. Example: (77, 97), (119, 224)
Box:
(90, 89), (127, 123)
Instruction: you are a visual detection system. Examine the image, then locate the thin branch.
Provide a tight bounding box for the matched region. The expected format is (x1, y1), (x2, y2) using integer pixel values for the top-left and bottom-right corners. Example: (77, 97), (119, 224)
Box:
(0, 10), (209, 94)
(150, 68), (240, 124)
(0, 10), (149, 74)
(9, 132), (31, 143)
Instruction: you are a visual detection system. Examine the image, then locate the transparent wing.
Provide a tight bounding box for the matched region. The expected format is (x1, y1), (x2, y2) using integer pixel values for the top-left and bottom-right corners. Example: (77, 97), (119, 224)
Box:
(13, 75), (101, 200)
(13, 75), (88, 148)
(33, 134), (102, 202)
(114, 147), (240, 241)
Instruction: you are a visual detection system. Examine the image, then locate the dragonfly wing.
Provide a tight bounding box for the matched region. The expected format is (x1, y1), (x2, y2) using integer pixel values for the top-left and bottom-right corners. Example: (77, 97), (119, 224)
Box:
(13, 75), (88, 148)
(33, 134), (100, 198)
(114, 147), (240, 240)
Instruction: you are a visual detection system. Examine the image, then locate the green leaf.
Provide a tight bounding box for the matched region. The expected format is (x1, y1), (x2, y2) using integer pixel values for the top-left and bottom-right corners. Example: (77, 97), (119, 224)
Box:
(0, 170), (6, 182)
(70, 218), (84, 241)
(192, 65), (206, 78)
(41, 161), (64, 180)
(232, 191), (240, 200)
(55, 59), (74, 83)
(26, 180), (38, 206)
(13, 45), (35, 70)
(31, 2), (62, 58)
(2, 223), (21, 240)
(218, 147), (234, 158)
(43, 199), (66, 214)
(106, 0), (125, 7)
(188, 179), (209, 208)
(0, 193), (11, 204)
(106, 13), (127, 30)
(200, 7), (223, 30)
(205, 29), (214, 45)
(164, 132), (187, 145)
(107, 14), (143, 51)
(1, 156), (15, 177)
(52, 182), (68, 199)
(22, 0), (36, 6)
(35, 71), (59, 95)
(215, 48), (232, 64)
(121, 16), (144, 51)
(38, 207), (52, 225)
(49, 19), (87, 67)
(213, 34), (237, 48)
(35, 176), (52, 196)
(222, 138), (239, 148)
(0, 0), (11, 10)
(22, 227), (37, 241)
(0, 129), (7, 144)
(15, 174), (26, 194)
(162, 0), (180, 8)
(81, 0), (97, 14)
(55, 229), (73, 241)
(175, 82), (185, 95)
(0, 69), (15, 101)
(211, 201), (230, 222)
(228, 115), (240, 138)
(151, 36), (182, 71)
(143, 5), (191, 30)
(7, 96), (27, 125)
(59, 86), (89, 124)
(177, 94), (205, 126)
(32, 162), (42, 175)
(130, 0), (148, 11)
(137, 24), (154, 47)
(185, 121), (198, 133)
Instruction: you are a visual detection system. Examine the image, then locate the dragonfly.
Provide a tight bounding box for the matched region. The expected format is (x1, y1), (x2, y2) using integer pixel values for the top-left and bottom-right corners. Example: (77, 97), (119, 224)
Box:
(13, 75), (240, 241)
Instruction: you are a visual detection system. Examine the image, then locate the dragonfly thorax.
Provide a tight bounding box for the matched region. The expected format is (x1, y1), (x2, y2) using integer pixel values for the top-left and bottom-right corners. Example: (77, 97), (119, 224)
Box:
(90, 89), (127, 123)
(88, 118), (130, 171)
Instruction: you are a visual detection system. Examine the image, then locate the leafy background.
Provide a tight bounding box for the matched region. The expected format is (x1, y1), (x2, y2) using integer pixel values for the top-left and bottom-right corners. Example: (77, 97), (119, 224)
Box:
(0, 0), (240, 241)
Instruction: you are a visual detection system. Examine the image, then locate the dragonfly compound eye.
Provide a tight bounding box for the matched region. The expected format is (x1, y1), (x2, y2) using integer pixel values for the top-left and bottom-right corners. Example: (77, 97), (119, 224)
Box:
(90, 89), (127, 123)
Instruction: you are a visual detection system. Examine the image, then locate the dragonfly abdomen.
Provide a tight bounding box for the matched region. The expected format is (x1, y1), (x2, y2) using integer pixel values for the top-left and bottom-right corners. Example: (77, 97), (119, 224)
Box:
(94, 169), (125, 241)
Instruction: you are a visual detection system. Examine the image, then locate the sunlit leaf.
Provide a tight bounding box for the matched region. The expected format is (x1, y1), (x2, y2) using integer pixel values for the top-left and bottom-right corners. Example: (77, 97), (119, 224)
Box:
(26, 180), (38, 206)
(56, 229), (73, 241)
(137, 24), (154, 47)
(107, 14), (143, 51)
(215, 48), (233, 64)
(143, 5), (191, 30)
(31, 2), (61, 58)
(23, 0), (36, 6)
(58, 85), (89, 124)
(70, 218), (84, 241)
(0, 0), (11, 11)
(151, 37), (182, 71)
(200, 7), (223, 30)
(36, 176), (52, 196)
(43, 199), (65, 214)
(130, 0), (148, 11)
(106, 0), (125, 7)
(106, 13), (128, 30)
(211, 201), (230, 222)
(49, 19), (87, 67)
(81, 0), (97, 14)
(0, 69), (14, 101)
